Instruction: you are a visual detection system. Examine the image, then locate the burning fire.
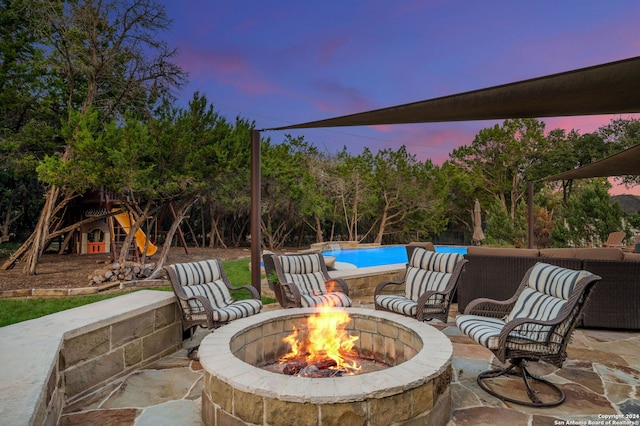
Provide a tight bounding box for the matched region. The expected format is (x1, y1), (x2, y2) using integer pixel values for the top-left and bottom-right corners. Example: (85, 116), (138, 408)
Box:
(281, 307), (361, 376)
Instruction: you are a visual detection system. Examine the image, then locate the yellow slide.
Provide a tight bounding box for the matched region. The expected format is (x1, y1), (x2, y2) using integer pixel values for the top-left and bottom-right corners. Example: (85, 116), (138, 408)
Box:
(112, 210), (158, 256)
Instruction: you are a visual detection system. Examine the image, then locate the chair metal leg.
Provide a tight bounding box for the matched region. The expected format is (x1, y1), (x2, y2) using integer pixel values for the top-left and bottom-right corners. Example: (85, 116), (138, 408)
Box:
(187, 345), (200, 360)
(477, 359), (565, 407)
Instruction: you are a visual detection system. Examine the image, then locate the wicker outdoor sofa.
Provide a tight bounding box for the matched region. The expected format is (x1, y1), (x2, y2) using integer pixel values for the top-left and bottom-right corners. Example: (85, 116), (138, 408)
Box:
(456, 246), (640, 330)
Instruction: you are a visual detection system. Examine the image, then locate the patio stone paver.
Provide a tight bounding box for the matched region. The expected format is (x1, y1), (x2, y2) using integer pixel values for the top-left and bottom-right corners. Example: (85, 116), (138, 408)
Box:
(58, 303), (640, 425)
(99, 367), (201, 408)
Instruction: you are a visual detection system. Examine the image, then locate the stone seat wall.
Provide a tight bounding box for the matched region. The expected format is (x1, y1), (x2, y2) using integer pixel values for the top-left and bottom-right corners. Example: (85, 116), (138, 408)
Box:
(0, 290), (181, 426)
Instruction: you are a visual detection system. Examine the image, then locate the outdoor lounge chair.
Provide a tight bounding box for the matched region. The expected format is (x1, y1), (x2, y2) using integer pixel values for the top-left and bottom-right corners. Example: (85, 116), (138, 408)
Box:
(603, 231), (626, 247)
(262, 252), (352, 308)
(374, 246), (467, 323)
(456, 262), (601, 407)
(164, 259), (263, 338)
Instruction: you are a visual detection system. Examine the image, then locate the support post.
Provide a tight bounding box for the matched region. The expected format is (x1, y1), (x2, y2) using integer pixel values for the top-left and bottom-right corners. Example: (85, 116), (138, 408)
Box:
(250, 130), (262, 295)
(527, 180), (534, 249)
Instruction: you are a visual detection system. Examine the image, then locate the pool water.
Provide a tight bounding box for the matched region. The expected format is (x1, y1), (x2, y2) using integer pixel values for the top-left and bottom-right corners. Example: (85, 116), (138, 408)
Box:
(321, 245), (467, 268)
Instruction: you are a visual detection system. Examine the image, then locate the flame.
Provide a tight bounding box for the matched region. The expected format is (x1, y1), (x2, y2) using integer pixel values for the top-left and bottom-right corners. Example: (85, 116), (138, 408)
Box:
(281, 307), (360, 373)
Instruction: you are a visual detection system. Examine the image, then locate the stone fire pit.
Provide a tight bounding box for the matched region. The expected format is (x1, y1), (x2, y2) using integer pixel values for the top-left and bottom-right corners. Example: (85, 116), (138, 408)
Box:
(199, 307), (453, 426)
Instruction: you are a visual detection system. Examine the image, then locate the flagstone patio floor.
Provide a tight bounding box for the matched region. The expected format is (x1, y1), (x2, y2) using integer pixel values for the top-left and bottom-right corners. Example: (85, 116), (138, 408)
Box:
(58, 302), (640, 426)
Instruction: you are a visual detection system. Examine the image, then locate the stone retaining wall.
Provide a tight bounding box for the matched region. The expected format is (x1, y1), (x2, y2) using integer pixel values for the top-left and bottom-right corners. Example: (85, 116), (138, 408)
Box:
(309, 241), (380, 251)
(0, 290), (182, 426)
(331, 264), (405, 300)
(0, 279), (168, 299)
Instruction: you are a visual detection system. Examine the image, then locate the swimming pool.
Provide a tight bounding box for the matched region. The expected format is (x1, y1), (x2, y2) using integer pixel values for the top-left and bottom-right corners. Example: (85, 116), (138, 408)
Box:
(321, 245), (467, 268)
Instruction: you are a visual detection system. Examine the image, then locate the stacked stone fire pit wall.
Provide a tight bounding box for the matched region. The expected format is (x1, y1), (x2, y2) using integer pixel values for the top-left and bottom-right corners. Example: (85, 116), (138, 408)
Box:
(200, 308), (453, 426)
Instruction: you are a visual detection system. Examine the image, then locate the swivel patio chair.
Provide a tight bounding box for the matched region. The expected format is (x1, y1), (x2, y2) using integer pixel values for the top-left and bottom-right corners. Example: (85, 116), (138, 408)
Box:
(456, 262), (601, 407)
(263, 252), (352, 308)
(164, 259), (263, 338)
(374, 246), (467, 323)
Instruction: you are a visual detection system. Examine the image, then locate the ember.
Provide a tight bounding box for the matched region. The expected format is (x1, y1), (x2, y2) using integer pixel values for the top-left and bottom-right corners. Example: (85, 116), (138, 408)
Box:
(279, 307), (361, 377)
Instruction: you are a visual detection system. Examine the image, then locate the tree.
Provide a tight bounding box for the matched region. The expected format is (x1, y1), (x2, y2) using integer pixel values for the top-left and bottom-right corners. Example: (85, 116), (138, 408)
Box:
(551, 181), (627, 247)
(597, 118), (640, 188)
(144, 94), (250, 275)
(0, 0), (60, 243)
(450, 119), (548, 220)
(3, 0), (186, 274)
(328, 149), (375, 242)
(369, 146), (445, 244)
(260, 136), (310, 249)
(438, 160), (483, 233)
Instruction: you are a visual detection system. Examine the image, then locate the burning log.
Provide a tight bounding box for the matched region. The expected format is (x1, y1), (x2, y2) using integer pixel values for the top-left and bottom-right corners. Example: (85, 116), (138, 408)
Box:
(299, 364), (344, 378)
(282, 358), (339, 377)
(282, 361), (307, 375)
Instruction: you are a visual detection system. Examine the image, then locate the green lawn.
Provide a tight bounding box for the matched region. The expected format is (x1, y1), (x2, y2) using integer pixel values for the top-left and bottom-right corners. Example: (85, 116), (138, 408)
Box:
(0, 258), (275, 327)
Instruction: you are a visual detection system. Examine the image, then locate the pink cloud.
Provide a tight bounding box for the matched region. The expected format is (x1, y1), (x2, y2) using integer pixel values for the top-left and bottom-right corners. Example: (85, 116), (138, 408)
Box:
(542, 114), (640, 134)
(609, 179), (640, 195)
(376, 124), (480, 165)
(316, 35), (352, 64)
(310, 81), (375, 115)
(176, 45), (279, 95)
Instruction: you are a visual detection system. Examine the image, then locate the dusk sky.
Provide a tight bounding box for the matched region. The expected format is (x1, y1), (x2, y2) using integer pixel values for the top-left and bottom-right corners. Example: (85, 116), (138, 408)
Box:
(160, 1), (640, 194)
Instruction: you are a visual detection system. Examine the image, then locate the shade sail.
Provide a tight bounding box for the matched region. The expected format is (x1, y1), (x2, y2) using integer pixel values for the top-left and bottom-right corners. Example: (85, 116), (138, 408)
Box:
(266, 56), (640, 130)
(544, 143), (640, 180)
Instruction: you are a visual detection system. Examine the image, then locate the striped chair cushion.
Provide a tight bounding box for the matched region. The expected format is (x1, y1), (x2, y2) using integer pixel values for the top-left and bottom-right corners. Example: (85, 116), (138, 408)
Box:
(284, 271), (327, 296)
(181, 281), (234, 311)
(375, 295), (417, 316)
(301, 292), (352, 308)
(507, 263), (591, 323)
(409, 248), (461, 274)
(404, 249), (461, 303)
(279, 254), (323, 274)
(170, 259), (224, 287)
(280, 254), (328, 296)
(456, 315), (505, 349)
(524, 262), (592, 300)
(213, 299), (263, 323)
(405, 268), (452, 303)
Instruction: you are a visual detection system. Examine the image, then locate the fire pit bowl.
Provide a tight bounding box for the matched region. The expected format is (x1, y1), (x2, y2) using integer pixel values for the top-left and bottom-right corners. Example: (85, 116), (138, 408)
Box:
(200, 307), (452, 426)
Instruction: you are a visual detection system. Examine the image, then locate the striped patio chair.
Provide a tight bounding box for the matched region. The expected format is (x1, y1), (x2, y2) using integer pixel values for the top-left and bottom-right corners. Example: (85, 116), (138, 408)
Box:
(374, 246), (467, 323)
(164, 259), (263, 338)
(263, 252), (351, 308)
(456, 262), (601, 407)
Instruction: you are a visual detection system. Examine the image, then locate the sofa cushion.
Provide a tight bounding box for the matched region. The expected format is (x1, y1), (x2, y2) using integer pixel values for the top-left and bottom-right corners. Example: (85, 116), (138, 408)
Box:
(465, 246), (539, 257)
(539, 248), (624, 261)
(623, 252), (640, 262)
(408, 241), (435, 251)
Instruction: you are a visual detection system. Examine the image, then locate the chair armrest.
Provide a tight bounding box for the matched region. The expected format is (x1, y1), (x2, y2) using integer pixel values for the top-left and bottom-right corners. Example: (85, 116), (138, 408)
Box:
(281, 281), (303, 308)
(327, 277), (349, 297)
(175, 294), (216, 328)
(491, 316), (562, 362)
(501, 316), (562, 333)
(175, 293), (214, 313)
(464, 297), (515, 318)
(374, 279), (405, 296)
(415, 289), (449, 306)
(225, 283), (261, 299)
